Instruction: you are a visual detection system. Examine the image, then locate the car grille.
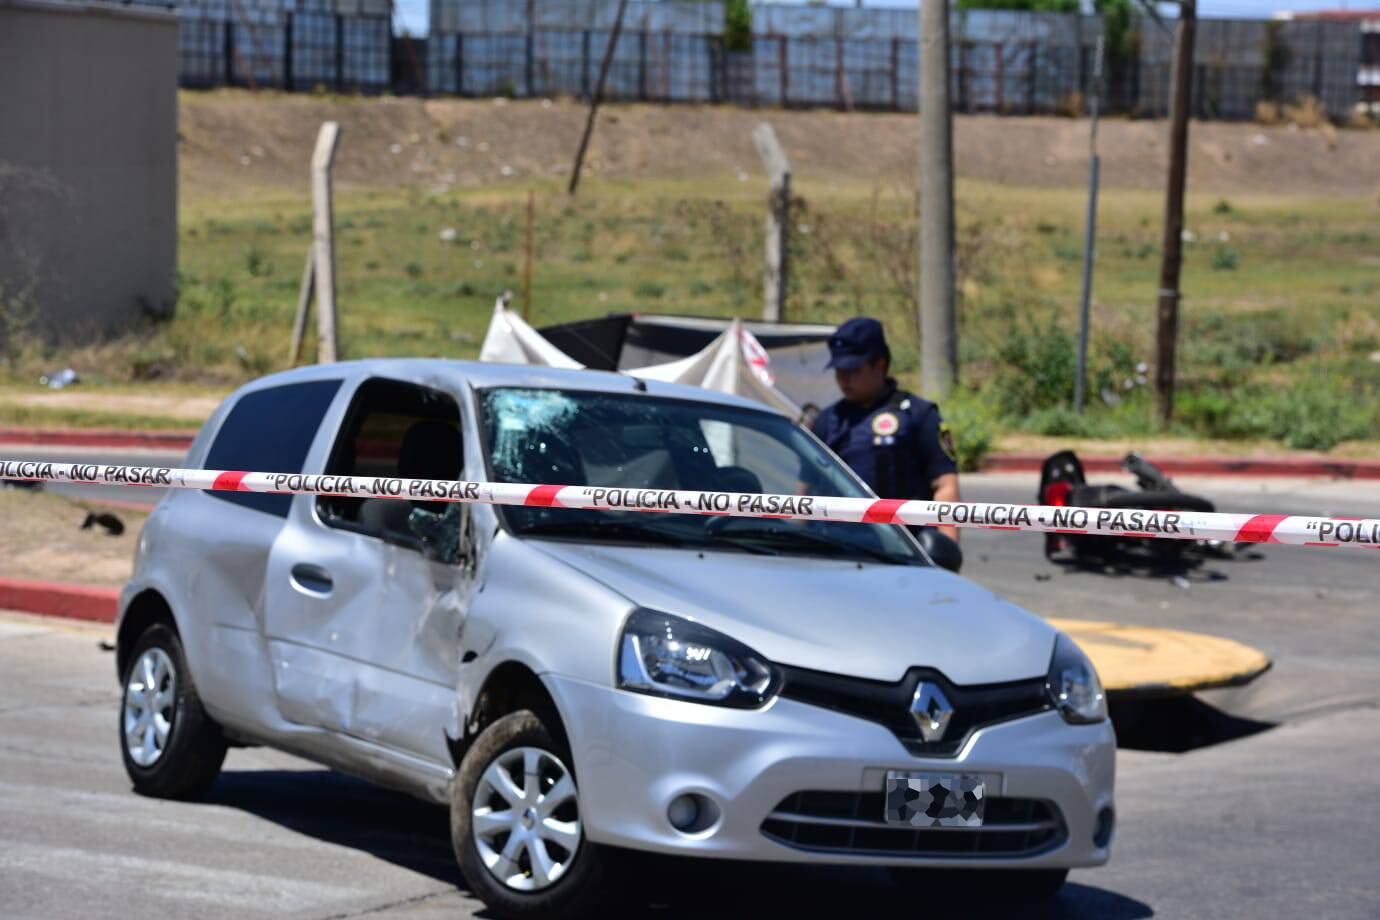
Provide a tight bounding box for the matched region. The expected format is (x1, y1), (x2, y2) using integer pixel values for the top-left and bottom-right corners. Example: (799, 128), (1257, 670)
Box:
(761, 791), (1066, 858)
(776, 664), (1051, 757)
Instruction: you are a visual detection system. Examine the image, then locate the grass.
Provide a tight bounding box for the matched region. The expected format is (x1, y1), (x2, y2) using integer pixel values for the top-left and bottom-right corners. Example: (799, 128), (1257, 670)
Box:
(2, 177), (1376, 454)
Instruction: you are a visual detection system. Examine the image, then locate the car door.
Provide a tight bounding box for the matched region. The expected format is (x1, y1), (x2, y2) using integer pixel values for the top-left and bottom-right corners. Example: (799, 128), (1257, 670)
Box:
(262, 375), (477, 766)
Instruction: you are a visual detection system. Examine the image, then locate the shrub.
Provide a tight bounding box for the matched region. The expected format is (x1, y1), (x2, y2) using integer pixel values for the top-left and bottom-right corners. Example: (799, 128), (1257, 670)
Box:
(935, 389), (997, 473)
(1210, 245), (1240, 271)
(990, 317), (1078, 417)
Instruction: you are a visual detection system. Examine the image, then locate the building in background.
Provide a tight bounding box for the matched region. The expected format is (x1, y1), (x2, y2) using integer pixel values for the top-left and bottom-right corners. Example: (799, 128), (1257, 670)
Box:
(0, 0), (178, 343)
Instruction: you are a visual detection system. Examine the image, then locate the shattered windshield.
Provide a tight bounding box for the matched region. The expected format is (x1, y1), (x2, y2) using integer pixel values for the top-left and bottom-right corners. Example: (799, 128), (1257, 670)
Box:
(479, 388), (925, 565)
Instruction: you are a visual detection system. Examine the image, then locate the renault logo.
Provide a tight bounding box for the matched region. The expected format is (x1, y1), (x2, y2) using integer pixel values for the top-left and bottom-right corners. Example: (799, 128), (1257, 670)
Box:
(910, 682), (953, 742)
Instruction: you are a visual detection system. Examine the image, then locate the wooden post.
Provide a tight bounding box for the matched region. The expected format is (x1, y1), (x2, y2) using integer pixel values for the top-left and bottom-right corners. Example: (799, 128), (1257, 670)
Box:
(568, 0), (630, 195)
(1154, 0), (1196, 424)
(523, 189), (535, 321)
(311, 121), (341, 364)
(289, 248), (314, 364)
(752, 123), (791, 323)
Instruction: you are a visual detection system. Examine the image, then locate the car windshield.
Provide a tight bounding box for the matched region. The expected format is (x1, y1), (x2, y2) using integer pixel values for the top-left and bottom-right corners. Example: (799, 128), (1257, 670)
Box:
(478, 387), (925, 565)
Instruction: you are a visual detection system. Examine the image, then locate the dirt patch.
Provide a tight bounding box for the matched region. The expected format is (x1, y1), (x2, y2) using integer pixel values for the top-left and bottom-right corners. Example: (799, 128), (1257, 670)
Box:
(0, 488), (142, 588)
(180, 90), (1380, 201)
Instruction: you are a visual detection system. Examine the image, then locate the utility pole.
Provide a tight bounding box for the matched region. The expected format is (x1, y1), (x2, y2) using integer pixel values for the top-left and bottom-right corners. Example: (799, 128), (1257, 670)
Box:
(1154, 0), (1196, 423)
(1074, 34), (1105, 414)
(919, 0), (957, 398)
(568, 0), (630, 195)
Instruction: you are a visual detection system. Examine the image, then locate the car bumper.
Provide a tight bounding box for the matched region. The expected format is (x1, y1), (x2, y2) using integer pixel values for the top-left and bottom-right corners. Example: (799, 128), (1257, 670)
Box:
(545, 674), (1115, 868)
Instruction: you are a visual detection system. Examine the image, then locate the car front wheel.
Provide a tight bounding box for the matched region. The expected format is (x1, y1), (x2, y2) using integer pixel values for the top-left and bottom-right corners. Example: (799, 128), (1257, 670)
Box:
(119, 623), (227, 799)
(451, 709), (616, 919)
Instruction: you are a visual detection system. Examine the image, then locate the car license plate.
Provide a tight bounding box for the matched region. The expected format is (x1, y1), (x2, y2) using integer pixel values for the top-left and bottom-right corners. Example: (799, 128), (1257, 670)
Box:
(884, 771), (986, 827)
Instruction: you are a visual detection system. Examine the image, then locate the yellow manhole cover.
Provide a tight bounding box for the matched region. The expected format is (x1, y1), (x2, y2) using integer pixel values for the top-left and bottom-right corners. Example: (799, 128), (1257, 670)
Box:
(1048, 618), (1272, 699)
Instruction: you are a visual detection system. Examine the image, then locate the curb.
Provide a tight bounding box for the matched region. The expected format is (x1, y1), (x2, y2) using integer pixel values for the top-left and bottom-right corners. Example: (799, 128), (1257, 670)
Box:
(0, 428), (194, 451)
(0, 577), (118, 624)
(981, 452), (1380, 480)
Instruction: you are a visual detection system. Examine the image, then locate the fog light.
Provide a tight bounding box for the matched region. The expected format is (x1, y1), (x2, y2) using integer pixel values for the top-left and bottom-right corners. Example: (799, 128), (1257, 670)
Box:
(668, 795), (700, 831)
(1093, 806), (1115, 848)
(666, 793), (721, 834)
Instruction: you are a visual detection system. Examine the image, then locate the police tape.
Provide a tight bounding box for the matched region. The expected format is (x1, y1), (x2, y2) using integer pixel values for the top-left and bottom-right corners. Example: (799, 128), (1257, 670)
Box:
(3, 459), (1379, 551)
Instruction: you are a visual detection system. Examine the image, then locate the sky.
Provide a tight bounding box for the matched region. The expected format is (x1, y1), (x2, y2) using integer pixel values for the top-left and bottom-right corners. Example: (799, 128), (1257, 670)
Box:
(393, 0), (1377, 38)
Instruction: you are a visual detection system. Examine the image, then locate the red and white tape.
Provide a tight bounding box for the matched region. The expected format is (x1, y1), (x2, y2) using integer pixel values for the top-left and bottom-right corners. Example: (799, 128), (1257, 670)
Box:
(3, 459), (1379, 551)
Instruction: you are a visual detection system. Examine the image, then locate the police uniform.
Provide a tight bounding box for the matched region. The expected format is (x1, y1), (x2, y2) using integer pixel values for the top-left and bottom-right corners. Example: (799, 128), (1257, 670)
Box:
(811, 379), (957, 501)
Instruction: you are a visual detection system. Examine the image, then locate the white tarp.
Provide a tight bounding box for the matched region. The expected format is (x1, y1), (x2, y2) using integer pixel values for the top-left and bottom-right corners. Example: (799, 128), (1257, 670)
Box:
(478, 301), (583, 369)
(479, 302), (801, 418)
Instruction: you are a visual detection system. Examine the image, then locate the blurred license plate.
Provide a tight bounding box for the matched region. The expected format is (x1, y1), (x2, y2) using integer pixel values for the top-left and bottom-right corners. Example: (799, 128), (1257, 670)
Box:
(884, 772), (986, 827)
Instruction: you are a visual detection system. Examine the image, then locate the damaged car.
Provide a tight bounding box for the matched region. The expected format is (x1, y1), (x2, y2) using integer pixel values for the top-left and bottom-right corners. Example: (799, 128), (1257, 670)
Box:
(116, 360), (1115, 917)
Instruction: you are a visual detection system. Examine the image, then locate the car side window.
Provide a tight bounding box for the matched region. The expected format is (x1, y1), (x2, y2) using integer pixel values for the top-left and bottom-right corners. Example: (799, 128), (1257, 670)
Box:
(203, 379), (343, 517)
(316, 378), (466, 561)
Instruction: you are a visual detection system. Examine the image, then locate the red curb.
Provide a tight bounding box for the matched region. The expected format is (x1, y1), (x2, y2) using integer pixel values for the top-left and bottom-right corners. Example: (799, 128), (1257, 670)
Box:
(981, 452), (1380, 480)
(0, 577), (119, 624)
(0, 428), (194, 451)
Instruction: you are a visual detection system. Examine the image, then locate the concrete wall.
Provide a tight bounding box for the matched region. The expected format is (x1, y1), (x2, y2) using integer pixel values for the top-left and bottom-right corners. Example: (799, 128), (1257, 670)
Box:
(0, 0), (178, 345)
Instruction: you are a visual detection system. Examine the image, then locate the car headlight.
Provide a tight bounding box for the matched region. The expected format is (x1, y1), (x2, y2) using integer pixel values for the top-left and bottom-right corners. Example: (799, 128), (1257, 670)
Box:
(618, 609), (779, 709)
(1046, 633), (1107, 724)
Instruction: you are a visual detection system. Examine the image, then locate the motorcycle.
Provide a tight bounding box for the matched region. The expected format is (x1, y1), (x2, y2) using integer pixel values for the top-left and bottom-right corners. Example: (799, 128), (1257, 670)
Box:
(1038, 450), (1240, 564)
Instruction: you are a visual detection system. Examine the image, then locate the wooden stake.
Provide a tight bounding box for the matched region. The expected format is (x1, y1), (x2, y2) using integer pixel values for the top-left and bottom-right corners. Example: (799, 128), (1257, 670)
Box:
(289, 247), (314, 365)
(568, 0), (630, 195)
(523, 189), (535, 321)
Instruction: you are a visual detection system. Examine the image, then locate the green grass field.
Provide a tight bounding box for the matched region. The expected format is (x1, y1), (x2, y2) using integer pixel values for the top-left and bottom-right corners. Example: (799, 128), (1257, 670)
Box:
(5, 176), (1377, 455)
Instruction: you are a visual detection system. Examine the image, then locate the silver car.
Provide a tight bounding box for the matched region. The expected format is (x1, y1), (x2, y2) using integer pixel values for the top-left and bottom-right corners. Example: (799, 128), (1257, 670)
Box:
(116, 359), (1115, 917)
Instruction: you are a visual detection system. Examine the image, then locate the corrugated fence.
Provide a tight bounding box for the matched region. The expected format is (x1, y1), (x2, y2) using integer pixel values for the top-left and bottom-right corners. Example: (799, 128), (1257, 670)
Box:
(108, 0), (1368, 119)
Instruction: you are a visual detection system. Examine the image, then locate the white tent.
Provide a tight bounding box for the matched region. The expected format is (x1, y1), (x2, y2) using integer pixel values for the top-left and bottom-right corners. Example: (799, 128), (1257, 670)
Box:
(478, 301), (802, 417)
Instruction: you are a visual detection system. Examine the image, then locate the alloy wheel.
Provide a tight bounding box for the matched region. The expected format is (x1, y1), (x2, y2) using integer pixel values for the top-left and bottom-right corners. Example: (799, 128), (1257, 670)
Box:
(471, 746), (582, 891)
(124, 647), (176, 767)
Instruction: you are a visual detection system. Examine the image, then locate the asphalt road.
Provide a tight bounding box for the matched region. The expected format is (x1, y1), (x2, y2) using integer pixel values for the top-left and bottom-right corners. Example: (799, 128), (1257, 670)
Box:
(2, 452), (1378, 917)
(1, 610), (1378, 919)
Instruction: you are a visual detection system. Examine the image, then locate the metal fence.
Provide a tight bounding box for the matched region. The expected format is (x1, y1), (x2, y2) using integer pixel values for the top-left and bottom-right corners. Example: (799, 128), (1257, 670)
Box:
(423, 1), (1366, 120)
(100, 0), (1368, 119)
(121, 0), (394, 92)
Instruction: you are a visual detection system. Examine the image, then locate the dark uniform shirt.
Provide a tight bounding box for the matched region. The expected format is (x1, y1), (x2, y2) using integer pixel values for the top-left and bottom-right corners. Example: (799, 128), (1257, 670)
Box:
(810, 379), (957, 501)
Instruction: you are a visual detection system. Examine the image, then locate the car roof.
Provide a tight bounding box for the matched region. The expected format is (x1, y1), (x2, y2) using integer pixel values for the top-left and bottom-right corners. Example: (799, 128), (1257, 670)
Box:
(231, 358), (786, 416)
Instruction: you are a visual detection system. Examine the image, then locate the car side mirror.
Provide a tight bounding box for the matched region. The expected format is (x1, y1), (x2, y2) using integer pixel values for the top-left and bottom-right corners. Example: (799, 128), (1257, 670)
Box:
(914, 527), (963, 573)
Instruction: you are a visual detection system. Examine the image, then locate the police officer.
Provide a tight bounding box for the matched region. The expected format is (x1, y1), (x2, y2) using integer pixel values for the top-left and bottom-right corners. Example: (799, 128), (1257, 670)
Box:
(811, 317), (961, 544)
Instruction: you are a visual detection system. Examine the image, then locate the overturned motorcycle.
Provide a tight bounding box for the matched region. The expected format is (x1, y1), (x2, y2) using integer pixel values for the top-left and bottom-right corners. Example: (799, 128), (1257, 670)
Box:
(1038, 451), (1244, 565)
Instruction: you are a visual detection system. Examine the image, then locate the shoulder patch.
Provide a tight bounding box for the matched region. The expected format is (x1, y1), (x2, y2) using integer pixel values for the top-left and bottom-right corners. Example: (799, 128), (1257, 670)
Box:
(871, 412), (901, 437)
(938, 422), (957, 462)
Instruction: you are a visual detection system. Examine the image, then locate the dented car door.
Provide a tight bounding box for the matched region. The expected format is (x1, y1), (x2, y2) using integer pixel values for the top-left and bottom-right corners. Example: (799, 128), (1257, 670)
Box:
(261, 375), (475, 766)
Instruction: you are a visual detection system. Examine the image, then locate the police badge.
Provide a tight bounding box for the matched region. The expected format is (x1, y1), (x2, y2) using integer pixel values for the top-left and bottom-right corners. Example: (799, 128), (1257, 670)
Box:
(871, 412), (900, 437)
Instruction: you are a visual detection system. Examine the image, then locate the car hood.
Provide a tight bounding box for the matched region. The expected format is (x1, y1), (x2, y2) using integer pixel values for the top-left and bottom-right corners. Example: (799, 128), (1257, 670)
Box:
(526, 541), (1056, 684)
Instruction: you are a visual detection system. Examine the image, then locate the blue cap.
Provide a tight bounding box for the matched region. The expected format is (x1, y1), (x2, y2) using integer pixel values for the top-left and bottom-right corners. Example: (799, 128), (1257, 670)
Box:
(825, 317), (887, 370)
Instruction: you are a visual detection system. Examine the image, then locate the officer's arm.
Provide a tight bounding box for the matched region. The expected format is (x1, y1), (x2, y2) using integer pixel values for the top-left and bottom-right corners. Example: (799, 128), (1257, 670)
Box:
(917, 408), (961, 543)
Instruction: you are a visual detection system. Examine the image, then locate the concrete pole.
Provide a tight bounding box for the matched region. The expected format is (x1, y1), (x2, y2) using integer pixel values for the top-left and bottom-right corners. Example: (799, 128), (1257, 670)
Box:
(919, 0), (957, 397)
(752, 123), (792, 322)
(310, 121), (340, 363)
(1154, 0), (1195, 423)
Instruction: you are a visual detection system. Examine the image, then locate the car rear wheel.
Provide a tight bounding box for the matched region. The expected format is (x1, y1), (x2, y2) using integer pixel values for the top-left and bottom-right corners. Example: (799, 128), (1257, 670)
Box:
(451, 709), (616, 919)
(119, 623), (227, 799)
